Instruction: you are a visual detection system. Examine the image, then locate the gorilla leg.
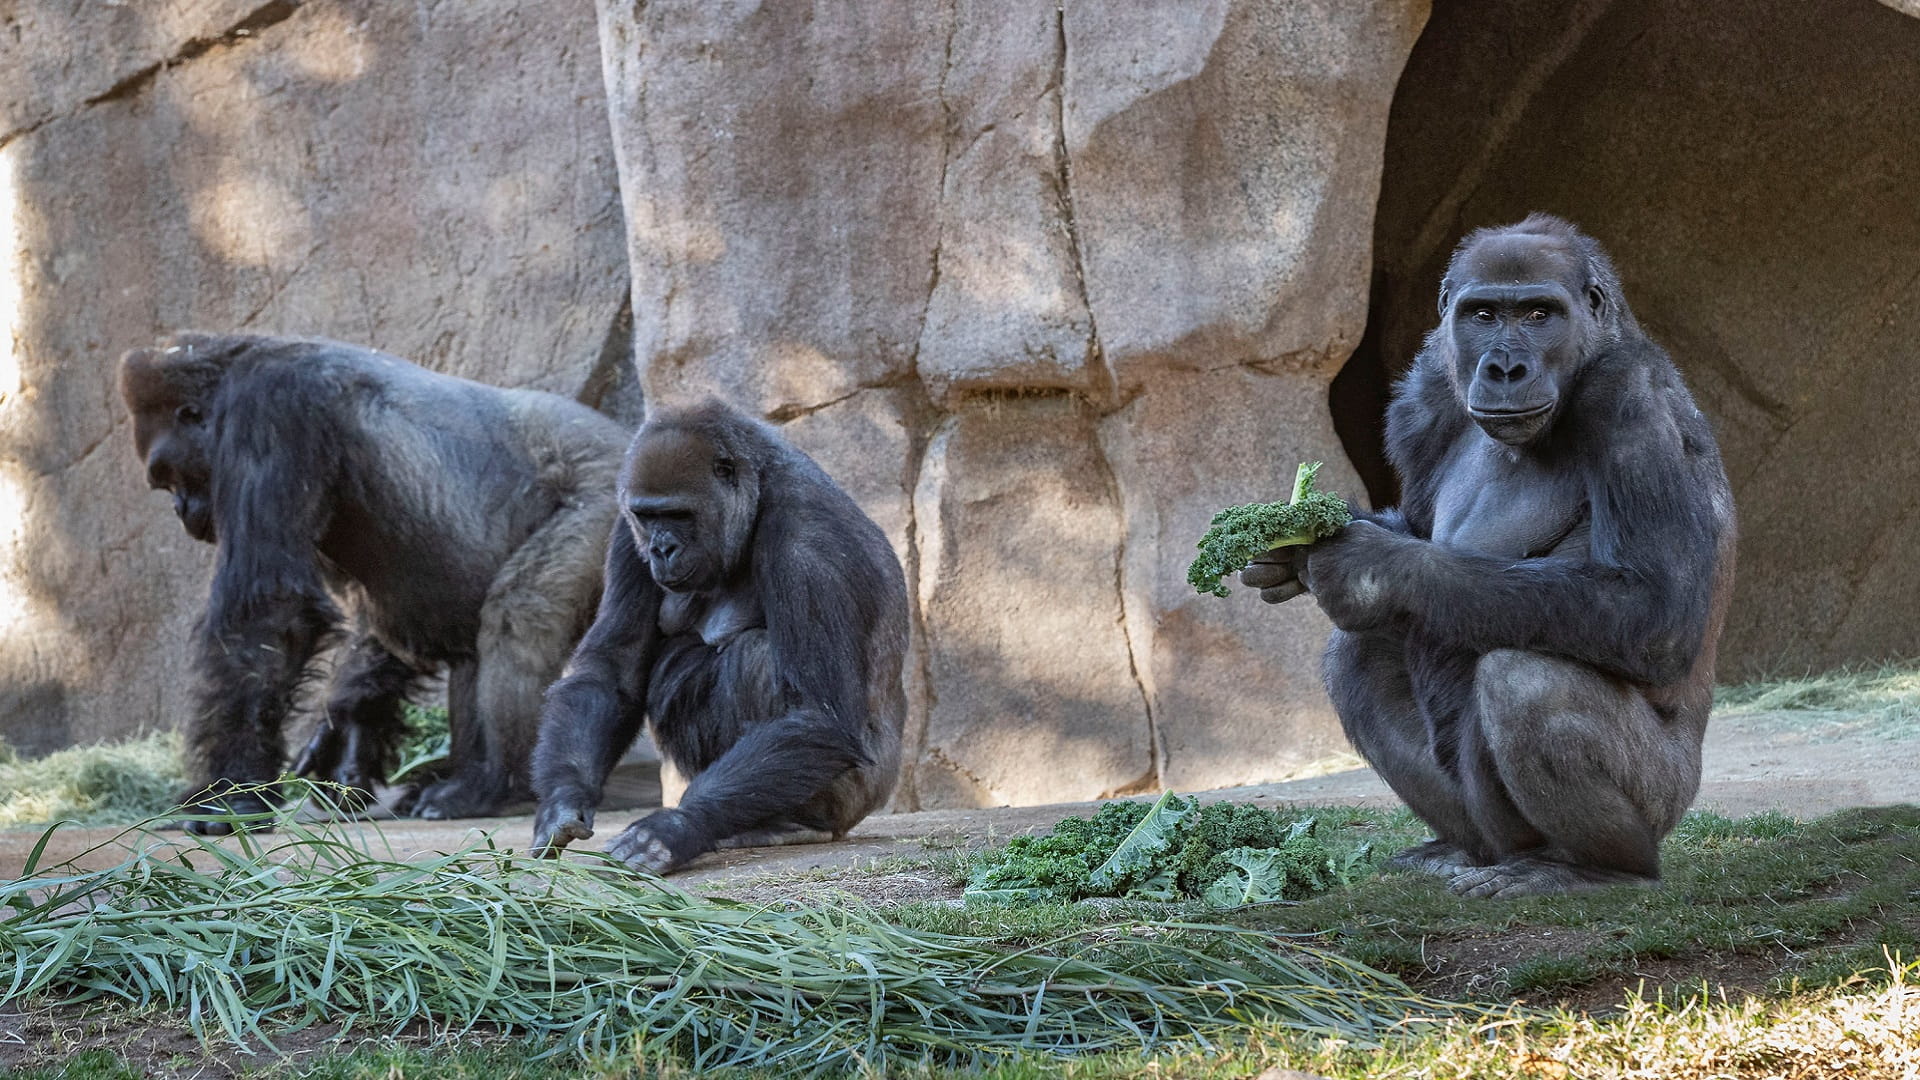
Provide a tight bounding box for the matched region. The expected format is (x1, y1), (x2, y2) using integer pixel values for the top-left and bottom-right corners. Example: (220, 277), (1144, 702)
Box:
(607, 630), (870, 873)
(1325, 630), (1488, 874)
(292, 635), (419, 806)
(1450, 649), (1701, 898)
(414, 502), (605, 820)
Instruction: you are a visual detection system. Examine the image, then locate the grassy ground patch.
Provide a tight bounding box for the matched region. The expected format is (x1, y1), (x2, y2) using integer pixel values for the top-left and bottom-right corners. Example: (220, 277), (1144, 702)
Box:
(895, 805), (1920, 1008)
(9, 963), (1919, 1079)
(3, 806), (1916, 1078)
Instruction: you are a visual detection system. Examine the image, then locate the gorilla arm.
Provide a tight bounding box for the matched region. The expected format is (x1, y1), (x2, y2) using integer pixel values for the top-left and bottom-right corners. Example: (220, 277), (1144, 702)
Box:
(529, 520), (662, 855)
(185, 377), (346, 832)
(1301, 427), (1724, 688)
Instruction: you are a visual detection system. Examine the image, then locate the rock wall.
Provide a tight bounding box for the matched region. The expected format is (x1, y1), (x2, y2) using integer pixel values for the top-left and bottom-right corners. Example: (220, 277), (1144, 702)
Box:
(0, 0), (630, 754)
(598, 0), (1426, 805)
(1338, 0), (1920, 679)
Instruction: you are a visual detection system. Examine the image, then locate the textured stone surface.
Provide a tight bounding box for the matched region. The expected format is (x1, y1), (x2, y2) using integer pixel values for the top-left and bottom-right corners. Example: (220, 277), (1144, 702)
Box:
(0, 0), (628, 754)
(1101, 369), (1364, 791)
(1067, 0), (1422, 387)
(912, 398), (1153, 807)
(1344, 0), (1920, 678)
(598, 0), (945, 415)
(601, 0), (1426, 804)
(0, 0), (268, 136)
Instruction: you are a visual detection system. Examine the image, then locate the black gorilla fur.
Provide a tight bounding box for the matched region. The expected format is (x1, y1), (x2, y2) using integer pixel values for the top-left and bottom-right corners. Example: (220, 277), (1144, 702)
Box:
(120, 332), (630, 832)
(530, 400), (908, 874)
(1244, 215), (1737, 897)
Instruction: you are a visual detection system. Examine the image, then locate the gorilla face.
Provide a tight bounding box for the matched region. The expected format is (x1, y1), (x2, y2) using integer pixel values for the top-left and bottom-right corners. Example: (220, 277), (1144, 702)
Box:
(621, 426), (756, 594)
(122, 349), (220, 544)
(1442, 235), (1607, 447)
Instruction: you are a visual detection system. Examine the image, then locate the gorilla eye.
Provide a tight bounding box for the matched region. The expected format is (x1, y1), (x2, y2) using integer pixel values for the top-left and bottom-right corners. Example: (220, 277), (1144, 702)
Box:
(1471, 308), (1496, 323)
(175, 404), (204, 426)
(713, 459), (737, 483)
(1526, 309), (1550, 322)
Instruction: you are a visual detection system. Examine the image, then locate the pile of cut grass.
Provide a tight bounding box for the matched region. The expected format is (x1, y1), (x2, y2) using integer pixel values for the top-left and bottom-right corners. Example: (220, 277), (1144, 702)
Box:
(1715, 661), (1920, 739)
(0, 732), (185, 828)
(0, 787), (1472, 1076)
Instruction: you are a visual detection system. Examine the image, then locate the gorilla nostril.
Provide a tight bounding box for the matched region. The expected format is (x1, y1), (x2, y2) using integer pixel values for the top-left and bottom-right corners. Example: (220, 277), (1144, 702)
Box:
(1481, 358), (1528, 383)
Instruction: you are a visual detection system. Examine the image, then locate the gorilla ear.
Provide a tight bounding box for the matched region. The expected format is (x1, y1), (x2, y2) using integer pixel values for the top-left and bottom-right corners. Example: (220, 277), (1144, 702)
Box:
(1587, 284), (1608, 321)
(1437, 279), (1452, 319)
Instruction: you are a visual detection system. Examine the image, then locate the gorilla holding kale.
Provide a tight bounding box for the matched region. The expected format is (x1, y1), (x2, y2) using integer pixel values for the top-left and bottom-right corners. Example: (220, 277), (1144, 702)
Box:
(1242, 215), (1736, 898)
(120, 333), (630, 830)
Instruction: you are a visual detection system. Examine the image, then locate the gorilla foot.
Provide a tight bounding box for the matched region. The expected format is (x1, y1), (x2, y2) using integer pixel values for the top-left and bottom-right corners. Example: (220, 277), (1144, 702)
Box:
(179, 785), (278, 836)
(1386, 839), (1480, 878)
(605, 809), (707, 875)
(1448, 855), (1657, 899)
(411, 775), (511, 820)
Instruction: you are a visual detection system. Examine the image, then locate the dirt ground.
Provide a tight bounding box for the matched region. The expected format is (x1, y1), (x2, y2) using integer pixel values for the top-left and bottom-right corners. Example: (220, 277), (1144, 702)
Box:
(2, 707), (1913, 891)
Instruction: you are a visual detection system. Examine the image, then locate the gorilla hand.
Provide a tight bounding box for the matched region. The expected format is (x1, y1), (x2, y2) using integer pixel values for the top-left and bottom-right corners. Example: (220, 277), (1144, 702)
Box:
(1239, 547), (1307, 604)
(530, 790), (596, 857)
(606, 808), (706, 875)
(1299, 519), (1406, 632)
(290, 722), (381, 811)
(290, 722), (344, 785)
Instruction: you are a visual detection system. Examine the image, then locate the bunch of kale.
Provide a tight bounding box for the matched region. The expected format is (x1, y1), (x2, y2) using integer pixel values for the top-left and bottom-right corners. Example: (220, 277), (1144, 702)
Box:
(965, 791), (1372, 907)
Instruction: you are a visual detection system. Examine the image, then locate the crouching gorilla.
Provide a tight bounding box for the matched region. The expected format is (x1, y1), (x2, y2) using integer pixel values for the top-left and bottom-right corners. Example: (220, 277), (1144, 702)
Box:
(1244, 215), (1736, 898)
(530, 401), (908, 874)
(120, 333), (630, 831)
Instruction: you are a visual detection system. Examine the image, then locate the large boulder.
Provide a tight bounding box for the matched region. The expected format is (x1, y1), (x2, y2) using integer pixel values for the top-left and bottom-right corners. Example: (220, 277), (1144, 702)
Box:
(0, 0), (629, 754)
(599, 0), (1425, 805)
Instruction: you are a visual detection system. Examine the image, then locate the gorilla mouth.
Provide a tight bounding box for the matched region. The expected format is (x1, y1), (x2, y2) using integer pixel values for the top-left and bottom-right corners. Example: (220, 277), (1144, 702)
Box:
(1469, 402), (1556, 445)
(174, 491), (216, 543)
(1468, 402), (1554, 420)
(653, 569), (699, 592)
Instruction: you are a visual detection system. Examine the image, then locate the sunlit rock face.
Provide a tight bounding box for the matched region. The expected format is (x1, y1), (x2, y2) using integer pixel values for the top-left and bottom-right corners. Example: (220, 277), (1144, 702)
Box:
(0, 1), (630, 755)
(598, 0), (1425, 805)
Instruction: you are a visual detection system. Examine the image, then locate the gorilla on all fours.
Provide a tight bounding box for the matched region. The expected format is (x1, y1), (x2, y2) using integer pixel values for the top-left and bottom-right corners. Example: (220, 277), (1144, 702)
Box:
(531, 400), (909, 875)
(120, 333), (630, 832)
(1244, 215), (1737, 898)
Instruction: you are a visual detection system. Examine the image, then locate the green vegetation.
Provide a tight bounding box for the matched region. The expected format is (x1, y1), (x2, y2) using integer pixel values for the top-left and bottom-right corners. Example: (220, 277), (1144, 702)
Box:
(390, 703), (452, 782)
(4, 804), (1918, 1078)
(966, 792), (1377, 905)
(0, 786), (1466, 1077)
(1186, 461), (1353, 598)
(10, 963), (1919, 1079)
(0, 706), (453, 830)
(1715, 661), (1920, 741)
(0, 732), (184, 828)
(1209, 805), (1920, 1002)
